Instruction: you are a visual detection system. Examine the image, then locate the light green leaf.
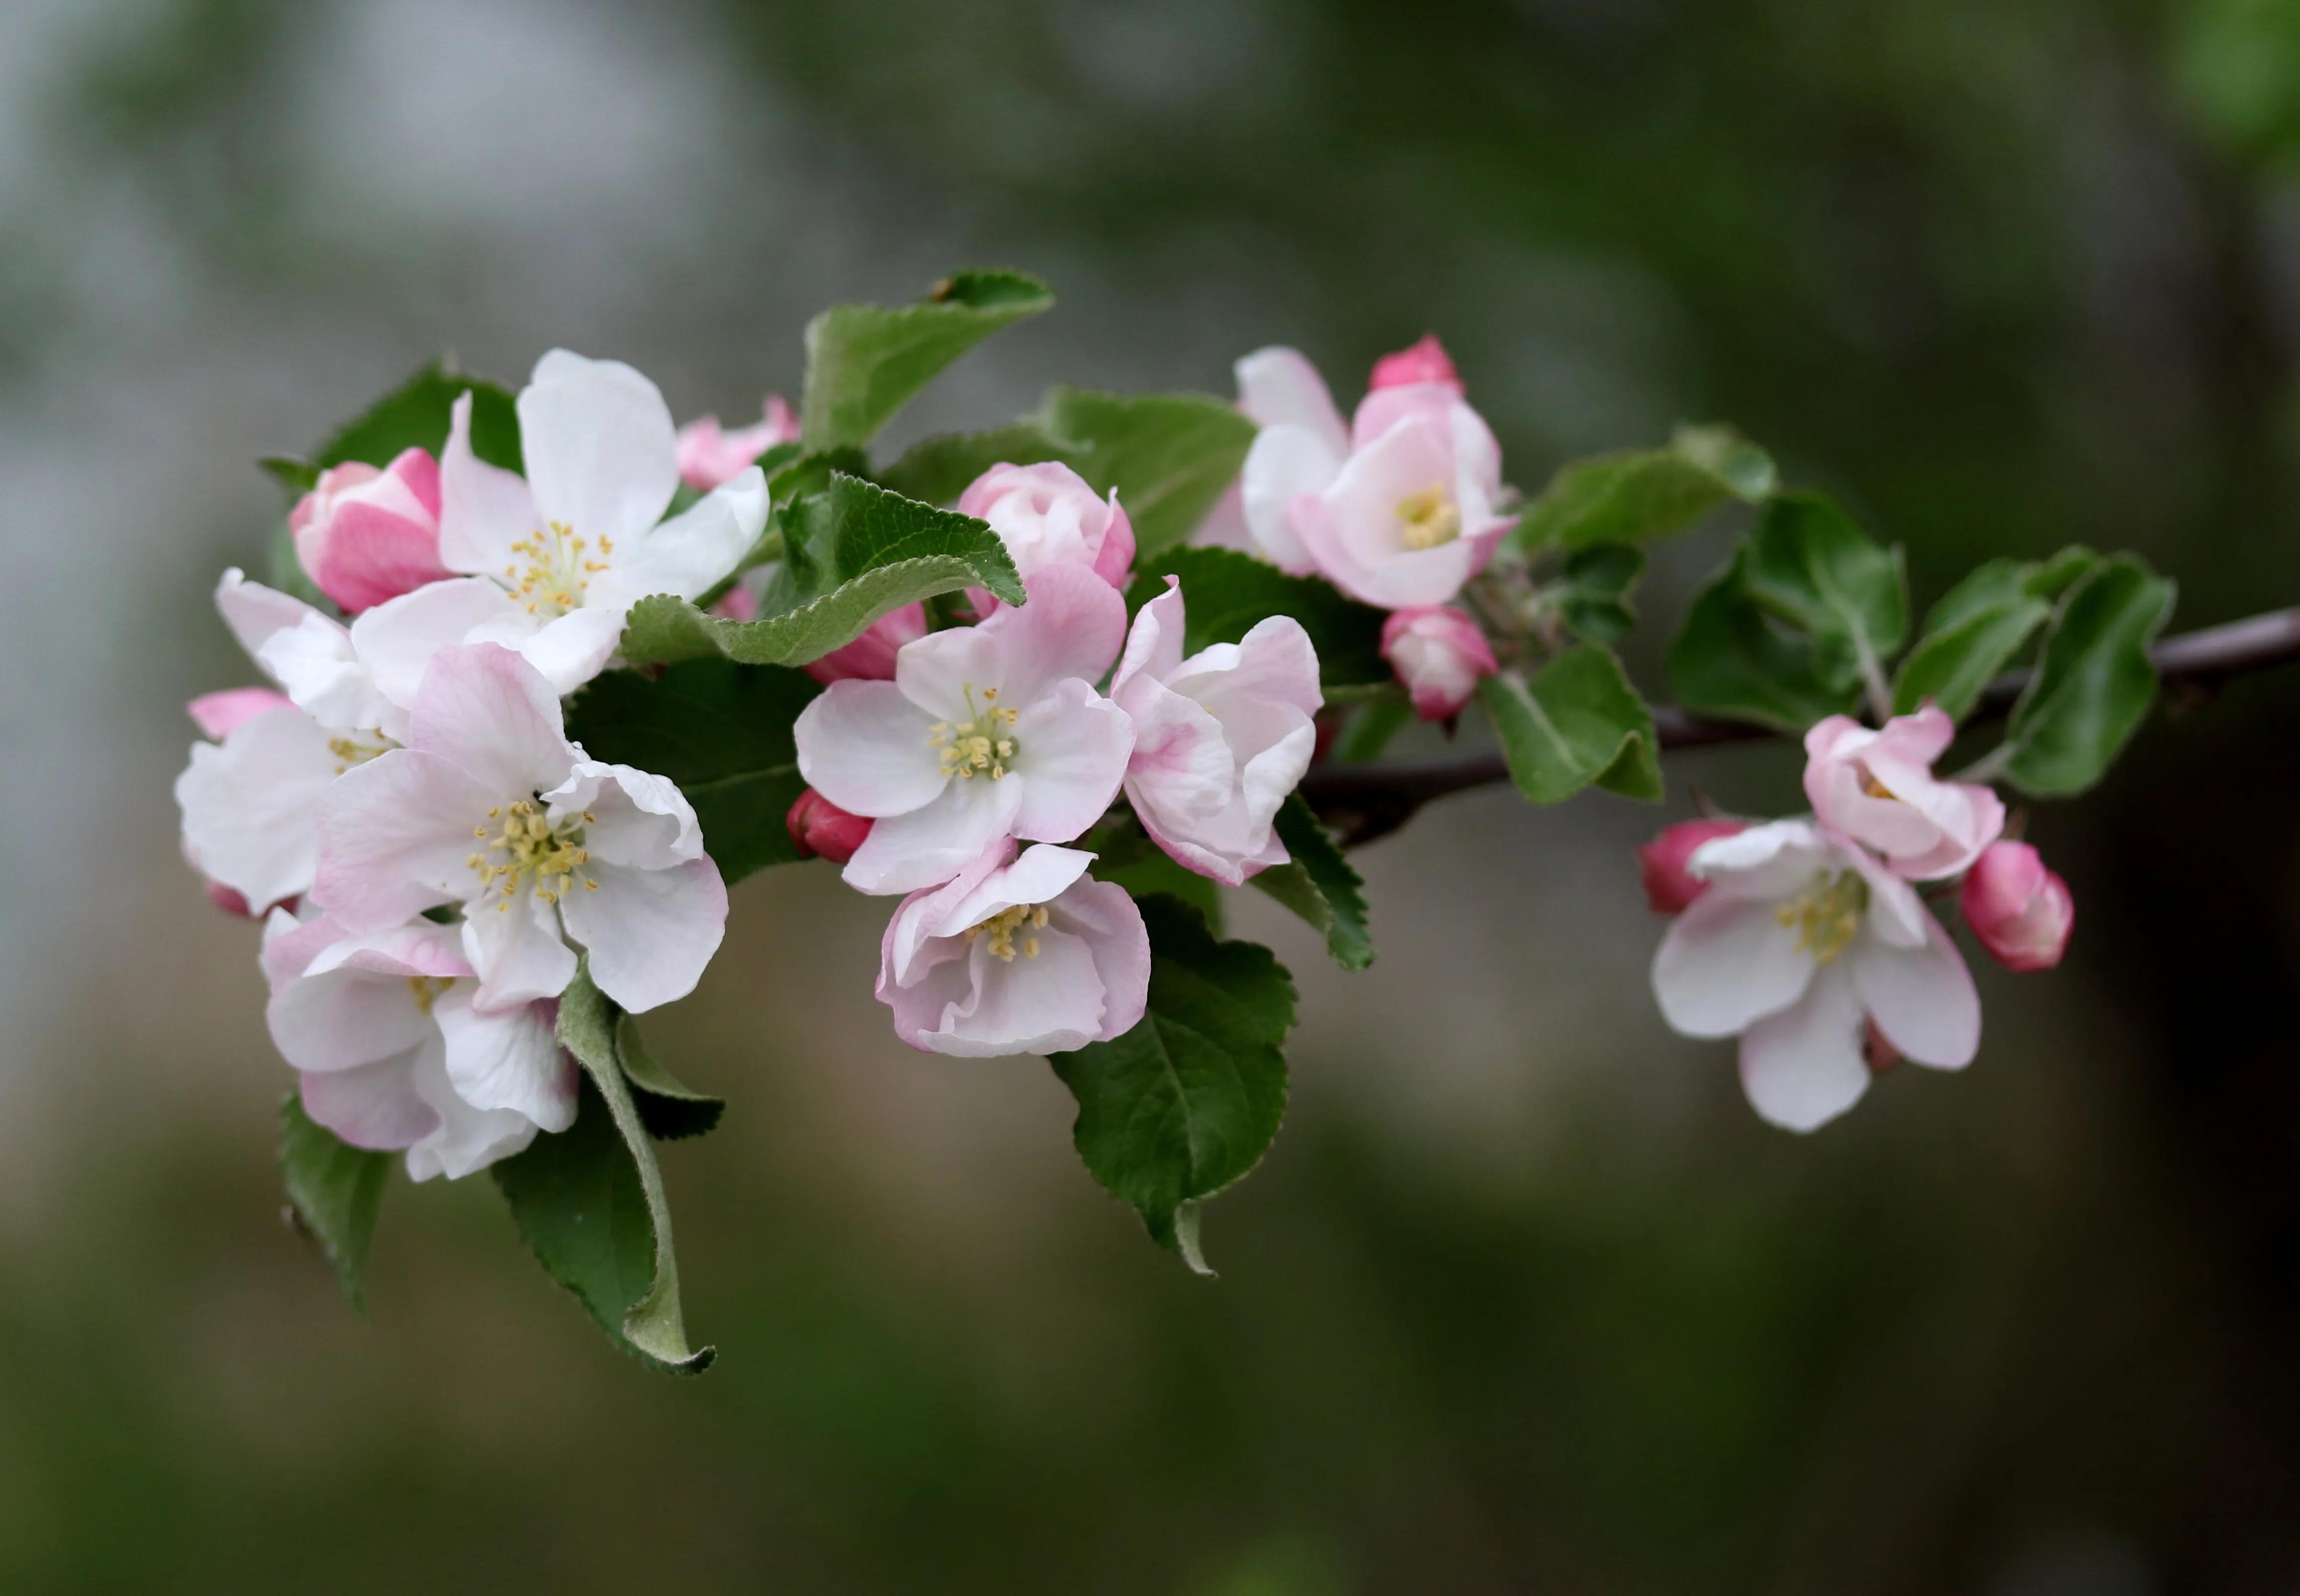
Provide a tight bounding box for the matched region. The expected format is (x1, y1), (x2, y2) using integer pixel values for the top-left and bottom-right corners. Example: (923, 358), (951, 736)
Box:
(493, 970), (713, 1374)
(1667, 548), (1863, 731)
(618, 474), (1022, 668)
(1554, 541), (1646, 645)
(279, 1094), (390, 1314)
(1251, 795), (1374, 970)
(1740, 491), (1909, 665)
(799, 270), (1053, 451)
(259, 455), (319, 496)
(315, 359), (522, 474)
(1889, 548), (2099, 721)
(1049, 896), (1294, 1273)
(1127, 546), (1390, 689)
(1516, 424), (1775, 551)
(875, 423), (1077, 506)
(617, 1017), (724, 1142)
(2000, 554), (2177, 796)
(1034, 388), (1257, 554)
(1478, 646), (1662, 804)
(564, 659), (820, 884)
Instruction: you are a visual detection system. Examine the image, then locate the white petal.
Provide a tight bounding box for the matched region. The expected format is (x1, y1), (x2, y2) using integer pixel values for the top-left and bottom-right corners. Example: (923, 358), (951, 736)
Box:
(1687, 818), (1833, 902)
(311, 749), (492, 930)
(544, 760), (703, 869)
(976, 563), (1129, 705)
(269, 963), (433, 1072)
(1013, 680), (1136, 843)
(917, 926), (1108, 1057)
(842, 774), (1024, 895)
(300, 1058), (438, 1152)
(215, 569), (332, 670)
(519, 350), (678, 548)
(1738, 965), (1871, 1132)
(1651, 890), (1815, 1038)
(926, 842), (1096, 939)
(350, 576), (523, 717)
(438, 391), (541, 576)
(407, 642), (577, 797)
(1047, 876), (1150, 1041)
(793, 680), (947, 817)
(499, 604), (627, 697)
(1851, 914), (1980, 1069)
(604, 466), (767, 603)
(558, 856), (727, 1013)
(257, 613), (390, 734)
(460, 890), (579, 1010)
(174, 707), (342, 911)
(402, 1040), (542, 1181)
(1239, 423), (1341, 574)
(1234, 346), (1350, 452)
(1112, 575), (1186, 697)
(432, 989), (577, 1130)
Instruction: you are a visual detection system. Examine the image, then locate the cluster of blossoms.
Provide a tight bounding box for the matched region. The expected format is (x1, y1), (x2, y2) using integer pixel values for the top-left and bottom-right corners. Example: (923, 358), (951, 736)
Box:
(1639, 707), (2074, 1131)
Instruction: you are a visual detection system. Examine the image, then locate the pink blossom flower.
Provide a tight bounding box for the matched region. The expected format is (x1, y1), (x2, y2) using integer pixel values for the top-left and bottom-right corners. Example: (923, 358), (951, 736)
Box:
(787, 788), (873, 864)
(1368, 334), (1464, 395)
(676, 395), (798, 491)
(1379, 604), (1496, 722)
(1651, 819), (1980, 1132)
(181, 685), (309, 916)
(1959, 841), (2073, 972)
(804, 602), (928, 685)
(794, 565), (1136, 895)
(312, 643), (727, 1015)
(1111, 577), (1321, 885)
(188, 686), (294, 741)
(176, 696), (345, 916)
(290, 447), (450, 613)
(876, 840), (1149, 1057)
(262, 910), (575, 1180)
(1636, 817), (1750, 915)
(1803, 706), (2005, 880)
(957, 462), (1136, 614)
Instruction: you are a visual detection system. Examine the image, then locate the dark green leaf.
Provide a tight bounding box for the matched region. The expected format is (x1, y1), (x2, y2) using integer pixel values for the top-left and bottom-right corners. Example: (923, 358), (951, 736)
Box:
(259, 454), (319, 496)
(1740, 491), (1909, 666)
(565, 659), (820, 884)
(280, 1094), (391, 1314)
(619, 474), (1022, 669)
(1048, 897), (1295, 1274)
(1331, 691), (1413, 763)
(799, 269), (1054, 451)
(1127, 546), (1389, 690)
(1085, 812), (1224, 933)
(1554, 541), (1646, 645)
(1667, 549), (1863, 731)
(1516, 424), (1775, 551)
(1478, 646), (1663, 804)
(876, 423), (1077, 506)
(315, 360), (522, 473)
(1033, 388), (1257, 554)
(767, 445), (873, 505)
(1893, 597), (2051, 720)
(618, 1016), (724, 1142)
(1252, 795), (1374, 970)
(2001, 554), (2177, 796)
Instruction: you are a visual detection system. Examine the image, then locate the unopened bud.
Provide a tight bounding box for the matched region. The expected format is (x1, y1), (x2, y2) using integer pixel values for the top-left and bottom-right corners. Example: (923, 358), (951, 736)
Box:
(787, 787), (872, 864)
(1379, 604), (1496, 722)
(1959, 840), (2072, 972)
(1636, 818), (1749, 915)
(1368, 334), (1465, 396)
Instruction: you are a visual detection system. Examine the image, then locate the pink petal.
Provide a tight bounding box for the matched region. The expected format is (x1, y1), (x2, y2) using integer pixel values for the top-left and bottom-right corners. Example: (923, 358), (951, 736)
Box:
(407, 643), (578, 798)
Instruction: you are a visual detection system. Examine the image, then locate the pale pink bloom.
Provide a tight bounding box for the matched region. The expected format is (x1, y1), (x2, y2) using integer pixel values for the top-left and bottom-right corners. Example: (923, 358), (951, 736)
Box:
(957, 462), (1136, 615)
(180, 684), (310, 916)
(1379, 604), (1496, 721)
(876, 840), (1149, 1057)
(1651, 819), (1980, 1132)
(786, 787), (872, 864)
(262, 910), (575, 1180)
(1803, 706), (2005, 880)
(1636, 817), (1750, 915)
(176, 700), (346, 915)
(1960, 841), (2073, 972)
(1111, 577), (1321, 885)
(804, 602), (928, 685)
(312, 643), (727, 1015)
(377, 352), (768, 698)
(290, 448), (450, 613)
(793, 564), (1136, 895)
(1368, 334), (1464, 396)
(1232, 347), (1351, 573)
(676, 395), (798, 491)
(214, 569), (394, 738)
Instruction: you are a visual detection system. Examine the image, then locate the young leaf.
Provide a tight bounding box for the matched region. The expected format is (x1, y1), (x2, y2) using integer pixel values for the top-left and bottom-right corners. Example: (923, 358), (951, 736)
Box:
(1892, 548), (2100, 721)
(564, 659), (821, 884)
(1554, 542), (1645, 645)
(876, 422), (1077, 506)
(799, 270), (1054, 451)
(280, 1094), (391, 1314)
(618, 474), (1022, 669)
(618, 1016), (724, 1142)
(1516, 424), (1775, 551)
(1251, 795), (1374, 970)
(1478, 646), (1662, 804)
(259, 455), (320, 496)
(315, 360), (522, 473)
(1740, 492), (1909, 669)
(493, 970), (714, 1374)
(1033, 388), (1257, 554)
(1048, 896), (1295, 1274)
(1667, 549), (1863, 731)
(1127, 546), (1390, 689)
(2000, 555), (2177, 796)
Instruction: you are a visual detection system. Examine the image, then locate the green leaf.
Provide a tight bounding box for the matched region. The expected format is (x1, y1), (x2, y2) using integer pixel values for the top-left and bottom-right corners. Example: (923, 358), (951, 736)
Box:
(315, 359), (522, 473)
(799, 270), (1054, 451)
(1127, 546), (1390, 690)
(565, 659), (820, 884)
(1048, 897), (1295, 1273)
(1893, 548), (2103, 720)
(1252, 795), (1374, 970)
(259, 454), (319, 496)
(1666, 548), (1863, 731)
(1478, 646), (1663, 804)
(618, 474), (1022, 669)
(2000, 554), (2177, 796)
(279, 1094), (391, 1314)
(617, 1016), (724, 1142)
(1033, 388), (1257, 554)
(1554, 541), (1646, 645)
(1084, 812), (1224, 933)
(1516, 424), (1775, 551)
(876, 423), (1077, 506)
(493, 970), (713, 1374)
(1740, 491), (1909, 666)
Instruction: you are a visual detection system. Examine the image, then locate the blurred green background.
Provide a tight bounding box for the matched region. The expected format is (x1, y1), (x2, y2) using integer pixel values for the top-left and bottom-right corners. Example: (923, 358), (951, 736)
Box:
(6, 0), (2300, 1589)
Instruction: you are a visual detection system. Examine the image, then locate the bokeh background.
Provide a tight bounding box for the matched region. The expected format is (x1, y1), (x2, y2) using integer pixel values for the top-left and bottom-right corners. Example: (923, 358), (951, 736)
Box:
(6, 0), (2300, 1589)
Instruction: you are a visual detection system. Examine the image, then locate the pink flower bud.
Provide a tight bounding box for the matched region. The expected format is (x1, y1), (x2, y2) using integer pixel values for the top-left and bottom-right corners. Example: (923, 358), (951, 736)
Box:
(290, 448), (449, 613)
(803, 602), (929, 685)
(1379, 604), (1497, 721)
(1959, 841), (2073, 972)
(958, 461), (1136, 602)
(676, 396), (799, 491)
(1636, 818), (1749, 915)
(787, 787), (873, 864)
(1369, 334), (1464, 396)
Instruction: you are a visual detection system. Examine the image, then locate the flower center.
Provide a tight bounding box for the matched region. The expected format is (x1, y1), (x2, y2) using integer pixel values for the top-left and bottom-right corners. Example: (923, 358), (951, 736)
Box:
(1857, 764), (1897, 801)
(1775, 869), (1868, 965)
(327, 735), (392, 776)
(965, 902), (1049, 962)
(503, 520), (613, 619)
(404, 975), (455, 1015)
(1395, 485), (1461, 551)
(466, 800), (596, 909)
(929, 685), (1020, 781)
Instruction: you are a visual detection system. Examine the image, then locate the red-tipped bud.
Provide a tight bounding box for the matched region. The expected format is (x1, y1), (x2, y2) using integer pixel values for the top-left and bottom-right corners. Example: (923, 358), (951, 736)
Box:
(1636, 818), (1749, 915)
(1369, 334), (1465, 396)
(787, 788), (872, 864)
(1959, 840), (2073, 972)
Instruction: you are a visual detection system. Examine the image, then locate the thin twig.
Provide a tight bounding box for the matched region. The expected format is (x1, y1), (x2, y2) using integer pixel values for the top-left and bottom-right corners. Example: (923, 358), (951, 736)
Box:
(1301, 604), (2300, 847)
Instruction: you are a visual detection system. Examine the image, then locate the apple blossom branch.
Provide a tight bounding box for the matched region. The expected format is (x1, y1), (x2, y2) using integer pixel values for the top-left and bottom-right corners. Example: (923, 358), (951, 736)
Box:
(1301, 603), (2300, 848)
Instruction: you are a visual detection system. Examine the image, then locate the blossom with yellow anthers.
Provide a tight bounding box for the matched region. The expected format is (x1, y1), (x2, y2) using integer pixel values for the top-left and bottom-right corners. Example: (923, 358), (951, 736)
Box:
(1394, 484), (1462, 551)
(466, 799), (598, 910)
(1774, 870), (1869, 965)
(928, 684), (1021, 781)
(965, 902), (1050, 962)
(501, 520), (613, 620)
(326, 735), (391, 776)
(403, 974), (455, 1015)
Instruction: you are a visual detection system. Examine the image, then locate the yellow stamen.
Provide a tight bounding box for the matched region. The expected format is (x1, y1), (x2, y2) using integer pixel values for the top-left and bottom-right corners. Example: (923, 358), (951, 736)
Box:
(1774, 870), (1868, 965)
(1395, 484), (1462, 550)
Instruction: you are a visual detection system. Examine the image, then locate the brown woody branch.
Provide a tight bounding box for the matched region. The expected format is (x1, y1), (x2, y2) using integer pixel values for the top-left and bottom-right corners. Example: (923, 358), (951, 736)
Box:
(1301, 605), (2300, 848)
